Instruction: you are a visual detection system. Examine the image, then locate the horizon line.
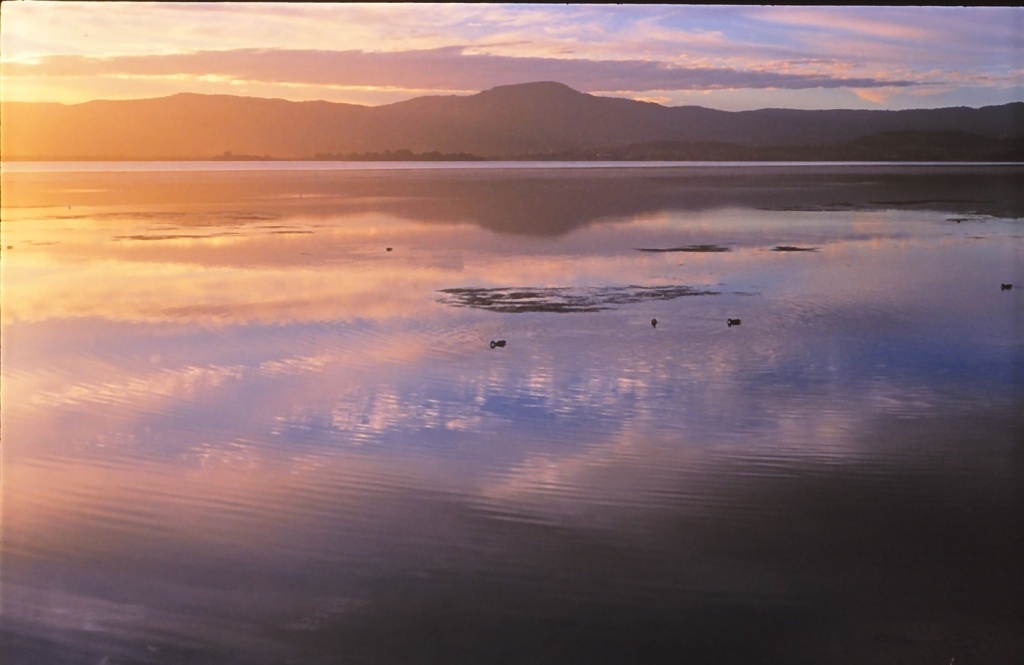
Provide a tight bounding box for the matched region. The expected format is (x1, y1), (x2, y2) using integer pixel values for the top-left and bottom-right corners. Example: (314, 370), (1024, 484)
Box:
(4, 81), (1023, 114)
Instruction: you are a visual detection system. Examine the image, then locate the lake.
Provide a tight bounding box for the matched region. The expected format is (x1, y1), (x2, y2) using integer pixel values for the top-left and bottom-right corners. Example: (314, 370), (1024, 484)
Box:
(2, 163), (1022, 665)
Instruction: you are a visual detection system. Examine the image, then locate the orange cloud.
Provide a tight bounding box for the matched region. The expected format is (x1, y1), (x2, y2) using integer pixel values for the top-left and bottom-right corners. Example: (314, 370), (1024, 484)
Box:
(851, 87), (899, 105)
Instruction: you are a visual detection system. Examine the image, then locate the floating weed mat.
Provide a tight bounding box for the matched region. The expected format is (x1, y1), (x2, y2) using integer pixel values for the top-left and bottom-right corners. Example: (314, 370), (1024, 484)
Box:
(439, 285), (720, 313)
(635, 244), (731, 253)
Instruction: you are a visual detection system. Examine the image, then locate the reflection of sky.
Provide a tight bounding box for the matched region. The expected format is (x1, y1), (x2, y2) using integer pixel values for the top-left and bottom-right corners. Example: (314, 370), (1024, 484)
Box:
(2, 168), (1022, 663)
(5, 172), (1022, 485)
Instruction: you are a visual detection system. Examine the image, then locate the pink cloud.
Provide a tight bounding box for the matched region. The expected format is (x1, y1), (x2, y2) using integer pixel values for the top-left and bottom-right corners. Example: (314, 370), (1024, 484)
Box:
(6, 47), (918, 94)
(754, 7), (938, 42)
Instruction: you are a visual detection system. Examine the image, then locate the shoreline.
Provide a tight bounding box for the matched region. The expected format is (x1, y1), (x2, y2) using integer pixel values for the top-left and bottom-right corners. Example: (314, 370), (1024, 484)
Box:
(4, 160), (1024, 177)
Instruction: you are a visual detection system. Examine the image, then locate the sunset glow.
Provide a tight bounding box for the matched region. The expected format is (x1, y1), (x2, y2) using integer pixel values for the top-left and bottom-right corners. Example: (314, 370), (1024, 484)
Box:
(1, 3), (1021, 110)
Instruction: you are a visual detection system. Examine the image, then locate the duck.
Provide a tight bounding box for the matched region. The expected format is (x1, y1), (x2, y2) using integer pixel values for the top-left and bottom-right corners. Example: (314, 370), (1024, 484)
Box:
(727, 318), (741, 327)
(489, 340), (507, 349)
(1001, 283), (1013, 291)
(651, 318), (658, 328)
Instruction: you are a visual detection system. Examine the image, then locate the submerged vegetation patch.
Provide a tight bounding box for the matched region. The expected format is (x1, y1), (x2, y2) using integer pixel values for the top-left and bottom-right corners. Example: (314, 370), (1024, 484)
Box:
(636, 244), (731, 253)
(439, 285), (720, 313)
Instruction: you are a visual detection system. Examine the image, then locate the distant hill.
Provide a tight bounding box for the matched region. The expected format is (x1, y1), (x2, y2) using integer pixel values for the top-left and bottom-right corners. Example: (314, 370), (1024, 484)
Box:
(3, 81), (1023, 160)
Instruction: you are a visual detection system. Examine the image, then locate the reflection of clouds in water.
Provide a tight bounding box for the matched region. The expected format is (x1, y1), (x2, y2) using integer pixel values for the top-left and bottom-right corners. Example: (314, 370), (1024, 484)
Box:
(15, 204), (1006, 327)
(26, 363), (247, 410)
(11, 270), (1014, 483)
(8, 338), (1021, 665)
(3, 240), (712, 326)
(5, 168), (1023, 665)
(2, 258), (448, 324)
(17, 323), (991, 475)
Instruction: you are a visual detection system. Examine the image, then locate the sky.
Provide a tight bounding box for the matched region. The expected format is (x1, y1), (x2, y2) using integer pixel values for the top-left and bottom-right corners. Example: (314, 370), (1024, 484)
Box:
(1, 2), (1022, 111)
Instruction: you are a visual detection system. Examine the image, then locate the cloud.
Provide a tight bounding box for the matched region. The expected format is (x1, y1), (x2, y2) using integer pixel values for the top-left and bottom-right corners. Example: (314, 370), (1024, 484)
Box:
(5, 46), (918, 95)
(754, 7), (939, 42)
(851, 87), (901, 105)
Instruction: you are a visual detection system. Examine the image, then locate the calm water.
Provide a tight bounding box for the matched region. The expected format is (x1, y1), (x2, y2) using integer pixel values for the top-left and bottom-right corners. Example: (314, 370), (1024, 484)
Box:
(2, 164), (1023, 665)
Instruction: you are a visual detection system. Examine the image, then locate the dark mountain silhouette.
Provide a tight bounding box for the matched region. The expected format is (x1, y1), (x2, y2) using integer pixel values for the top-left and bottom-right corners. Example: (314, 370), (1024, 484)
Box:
(3, 81), (1022, 160)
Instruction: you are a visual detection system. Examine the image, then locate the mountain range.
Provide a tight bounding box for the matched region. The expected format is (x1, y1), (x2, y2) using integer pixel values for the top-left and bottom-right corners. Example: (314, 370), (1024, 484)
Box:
(3, 81), (1023, 161)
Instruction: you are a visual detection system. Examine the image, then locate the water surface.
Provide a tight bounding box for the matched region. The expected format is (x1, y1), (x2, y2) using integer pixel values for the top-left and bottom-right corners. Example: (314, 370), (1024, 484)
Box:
(2, 164), (1023, 664)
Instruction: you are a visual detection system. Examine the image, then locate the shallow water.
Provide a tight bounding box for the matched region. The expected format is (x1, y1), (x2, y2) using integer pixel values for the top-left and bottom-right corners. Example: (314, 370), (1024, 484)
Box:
(2, 164), (1023, 665)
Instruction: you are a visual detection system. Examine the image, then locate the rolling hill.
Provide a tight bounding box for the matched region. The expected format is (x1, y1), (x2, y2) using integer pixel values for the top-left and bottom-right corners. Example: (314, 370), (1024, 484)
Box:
(2, 81), (1022, 160)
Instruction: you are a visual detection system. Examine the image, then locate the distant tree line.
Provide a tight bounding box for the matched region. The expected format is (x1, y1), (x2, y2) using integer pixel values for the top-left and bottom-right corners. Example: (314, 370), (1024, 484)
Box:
(312, 149), (485, 161)
(212, 151), (277, 161)
(201, 132), (1023, 163)
(509, 132), (1024, 162)
(310, 133), (1024, 162)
